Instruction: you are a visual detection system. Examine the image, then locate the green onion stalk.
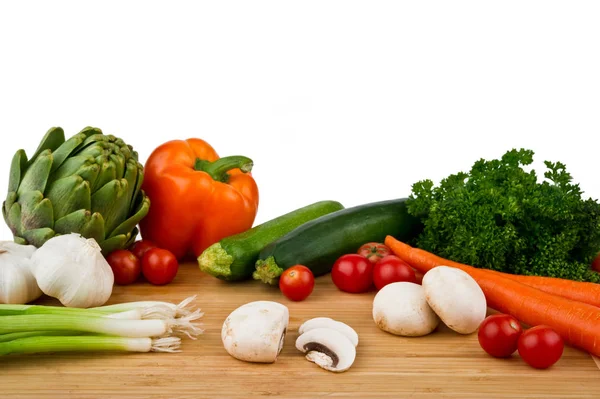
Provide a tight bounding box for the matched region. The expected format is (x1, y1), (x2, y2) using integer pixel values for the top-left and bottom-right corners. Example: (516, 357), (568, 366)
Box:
(0, 336), (181, 356)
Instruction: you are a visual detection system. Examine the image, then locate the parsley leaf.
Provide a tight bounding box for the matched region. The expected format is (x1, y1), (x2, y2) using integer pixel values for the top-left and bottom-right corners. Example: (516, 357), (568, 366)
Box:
(407, 149), (600, 282)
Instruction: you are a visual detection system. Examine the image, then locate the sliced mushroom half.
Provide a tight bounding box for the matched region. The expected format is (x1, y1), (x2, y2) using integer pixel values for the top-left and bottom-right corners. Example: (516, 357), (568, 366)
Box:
(222, 301), (289, 363)
(298, 317), (359, 347)
(295, 327), (356, 372)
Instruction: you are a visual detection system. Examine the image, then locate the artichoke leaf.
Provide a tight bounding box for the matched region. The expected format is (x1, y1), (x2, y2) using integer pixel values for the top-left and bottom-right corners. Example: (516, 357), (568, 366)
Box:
(74, 162), (101, 189)
(51, 156), (100, 188)
(45, 175), (92, 220)
(72, 131), (106, 158)
(50, 132), (91, 173)
(91, 178), (130, 235)
(123, 158), (140, 214)
(108, 192), (150, 239)
(19, 191), (54, 231)
(4, 192), (17, 222)
(8, 149), (28, 194)
(54, 209), (105, 244)
(106, 159), (138, 230)
(28, 127), (65, 165)
(124, 227), (139, 248)
(92, 157), (118, 194)
(2, 200), (7, 226)
(17, 149), (53, 196)
(99, 233), (130, 256)
(6, 201), (22, 236)
(77, 140), (111, 159)
(12, 236), (28, 245)
(76, 126), (102, 141)
(110, 153), (126, 181)
(22, 227), (55, 248)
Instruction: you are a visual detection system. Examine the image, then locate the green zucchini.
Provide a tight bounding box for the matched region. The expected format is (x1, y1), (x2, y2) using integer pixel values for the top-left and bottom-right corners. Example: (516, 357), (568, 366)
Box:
(197, 200), (344, 281)
(253, 198), (422, 285)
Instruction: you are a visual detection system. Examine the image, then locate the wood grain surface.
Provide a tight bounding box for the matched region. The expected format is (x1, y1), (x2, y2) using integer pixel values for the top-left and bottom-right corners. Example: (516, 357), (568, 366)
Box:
(1, 263), (599, 399)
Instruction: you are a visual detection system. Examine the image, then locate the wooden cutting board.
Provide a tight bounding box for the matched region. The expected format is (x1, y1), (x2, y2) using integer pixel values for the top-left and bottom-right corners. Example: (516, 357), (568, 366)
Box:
(1, 263), (599, 399)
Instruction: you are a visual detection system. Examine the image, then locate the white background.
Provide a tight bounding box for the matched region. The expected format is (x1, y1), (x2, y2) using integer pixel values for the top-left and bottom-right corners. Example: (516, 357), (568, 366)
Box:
(1, 1), (599, 241)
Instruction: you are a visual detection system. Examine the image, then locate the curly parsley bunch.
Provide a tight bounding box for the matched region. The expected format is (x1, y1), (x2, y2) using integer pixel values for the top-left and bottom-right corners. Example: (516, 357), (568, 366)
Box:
(407, 149), (600, 282)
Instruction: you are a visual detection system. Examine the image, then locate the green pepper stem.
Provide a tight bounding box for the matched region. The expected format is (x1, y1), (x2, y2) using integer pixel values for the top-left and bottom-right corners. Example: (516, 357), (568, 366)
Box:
(194, 156), (253, 183)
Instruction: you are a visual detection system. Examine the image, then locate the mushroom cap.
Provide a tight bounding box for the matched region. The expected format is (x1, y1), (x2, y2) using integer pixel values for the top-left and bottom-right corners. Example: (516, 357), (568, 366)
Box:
(422, 266), (487, 335)
(222, 301), (289, 363)
(298, 317), (359, 347)
(295, 327), (356, 372)
(372, 282), (439, 337)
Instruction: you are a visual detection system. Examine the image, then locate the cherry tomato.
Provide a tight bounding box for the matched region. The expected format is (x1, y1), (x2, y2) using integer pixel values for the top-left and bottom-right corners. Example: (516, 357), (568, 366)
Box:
(592, 253), (600, 273)
(279, 265), (315, 301)
(372, 255), (417, 290)
(141, 248), (179, 285)
(518, 325), (564, 369)
(477, 314), (523, 358)
(130, 240), (157, 260)
(106, 250), (142, 285)
(331, 254), (374, 293)
(357, 242), (392, 264)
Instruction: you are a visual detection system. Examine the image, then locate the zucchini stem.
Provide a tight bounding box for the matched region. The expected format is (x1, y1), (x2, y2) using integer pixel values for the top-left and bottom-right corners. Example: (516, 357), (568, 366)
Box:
(253, 256), (285, 285)
(198, 243), (234, 279)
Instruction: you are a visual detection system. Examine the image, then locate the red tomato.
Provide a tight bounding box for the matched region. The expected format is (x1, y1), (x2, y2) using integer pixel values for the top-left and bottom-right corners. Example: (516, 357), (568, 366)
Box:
(106, 250), (142, 285)
(518, 325), (564, 369)
(331, 254), (374, 293)
(357, 242), (392, 264)
(279, 265), (315, 301)
(592, 253), (600, 273)
(141, 248), (179, 285)
(372, 255), (417, 290)
(477, 314), (523, 358)
(130, 240), (157, 260)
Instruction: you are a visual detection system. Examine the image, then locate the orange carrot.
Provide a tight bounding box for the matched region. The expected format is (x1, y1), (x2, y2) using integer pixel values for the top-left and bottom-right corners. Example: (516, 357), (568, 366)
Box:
(486, 271), (600, 308)
(384, 236), (600, 308)
(385, 236), (600, 357)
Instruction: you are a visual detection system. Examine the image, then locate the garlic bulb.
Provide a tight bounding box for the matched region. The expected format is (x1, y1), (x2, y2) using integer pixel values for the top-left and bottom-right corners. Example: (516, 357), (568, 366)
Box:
(0, 241), (42, 304)
(30, 233), (114, 308)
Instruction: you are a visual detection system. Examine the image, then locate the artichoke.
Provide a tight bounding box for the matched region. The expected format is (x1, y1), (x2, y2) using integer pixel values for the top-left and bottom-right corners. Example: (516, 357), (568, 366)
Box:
(2, 126), (150, 255)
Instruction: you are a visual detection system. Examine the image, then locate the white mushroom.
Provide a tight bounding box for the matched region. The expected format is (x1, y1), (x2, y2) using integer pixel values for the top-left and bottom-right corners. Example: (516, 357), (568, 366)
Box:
(222, 301), (289, 363)
(422, 266), (487, 335)
(372, 282), (439, 337)
(298, 317), (359, 347)
(295, 327), (356, 372)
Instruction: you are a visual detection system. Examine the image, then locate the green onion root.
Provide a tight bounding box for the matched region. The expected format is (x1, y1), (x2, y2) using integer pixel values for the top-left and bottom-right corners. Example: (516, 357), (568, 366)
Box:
(170, 310), (205, 339)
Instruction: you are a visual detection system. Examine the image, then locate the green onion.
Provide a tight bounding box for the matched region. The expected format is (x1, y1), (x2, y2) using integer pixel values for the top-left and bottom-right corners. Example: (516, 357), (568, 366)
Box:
(0, 336), (181, 356)
(0, 315), (171, 337)
(0, 304), (108, 317)
(90, 295), (199, 318)
(0, 304), (188, 321)
(0, 297), (203, 356)
(0, 331), (84, 343)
